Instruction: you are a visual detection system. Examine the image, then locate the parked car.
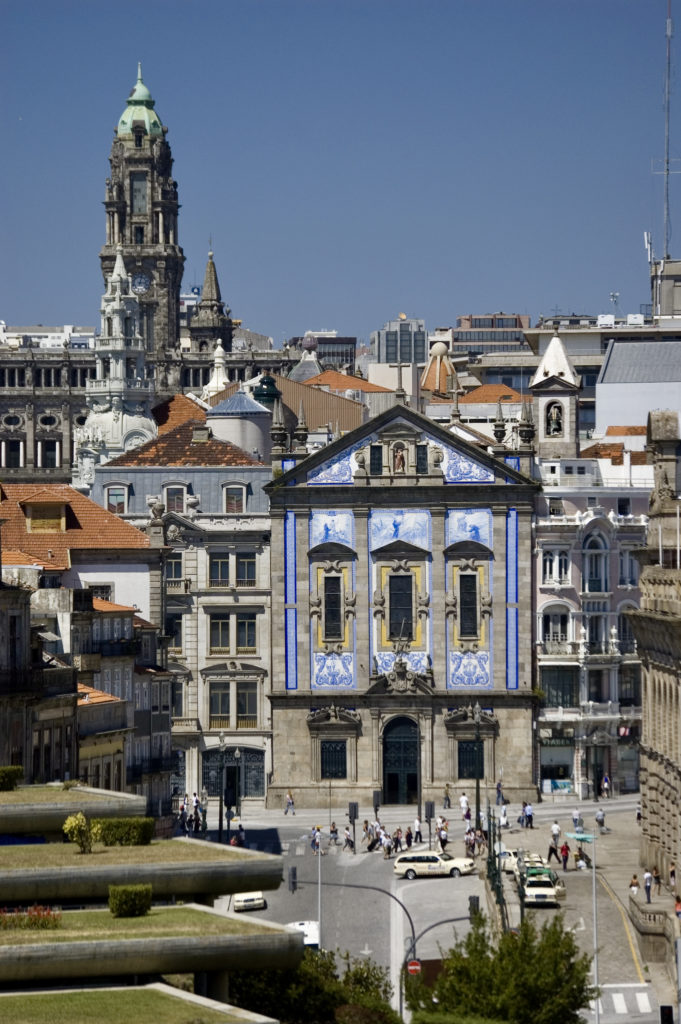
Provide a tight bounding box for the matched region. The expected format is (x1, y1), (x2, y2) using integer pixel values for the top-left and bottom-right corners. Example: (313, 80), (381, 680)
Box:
(394, 852), (475, 879)
(525, 866), (566, 899)
(523, 876), (560, 908)
(233, 891), (267, 912)
(512, 852), (546, 884)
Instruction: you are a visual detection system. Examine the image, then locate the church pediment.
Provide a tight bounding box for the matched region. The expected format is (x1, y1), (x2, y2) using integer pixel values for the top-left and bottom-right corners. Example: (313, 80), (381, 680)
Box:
(308, 542), (356, 558)
(372, 539), (429, 557)
(531, 376), (579, 393)
(306, 705), (362, 729)
(200, 660), (266, 680)
(367, 656), (434, 695)
(443, 540), (493, 558)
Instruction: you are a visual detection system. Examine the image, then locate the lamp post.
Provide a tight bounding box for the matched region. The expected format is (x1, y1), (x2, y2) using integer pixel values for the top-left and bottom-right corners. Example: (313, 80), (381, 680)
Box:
(218, 731), (228, 845)
(234, 746), (242, 819)
(473, 701), (482, 831)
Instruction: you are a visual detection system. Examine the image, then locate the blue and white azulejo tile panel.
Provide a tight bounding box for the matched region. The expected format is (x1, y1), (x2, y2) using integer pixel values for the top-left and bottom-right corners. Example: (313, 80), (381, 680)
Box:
(448, 650), (491, 689)
(446, 508), (492, 547)
(375, 651), (430, 674)
(369, 510), (431, 551)
(438, 443), (494, 484)
(312, 652), (356, 689)
(307, 439), (369, 485)
(309, 510), (355, 548)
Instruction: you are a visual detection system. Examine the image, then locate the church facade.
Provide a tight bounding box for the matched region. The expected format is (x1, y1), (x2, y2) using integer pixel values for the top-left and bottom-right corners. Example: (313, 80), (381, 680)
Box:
(266, 403), (538, 809)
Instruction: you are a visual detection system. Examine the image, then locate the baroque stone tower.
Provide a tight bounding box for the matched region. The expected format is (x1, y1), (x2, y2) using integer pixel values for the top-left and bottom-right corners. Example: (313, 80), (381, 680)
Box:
(73, 245), (157, 490)
(100, 64), (185, 393)
(189, 250), (234, 353)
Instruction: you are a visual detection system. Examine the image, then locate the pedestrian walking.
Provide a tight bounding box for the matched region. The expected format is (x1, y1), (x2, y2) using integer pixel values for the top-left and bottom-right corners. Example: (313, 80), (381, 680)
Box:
(602, 773), (610, 798)
(644, 868), (652, 903)
(629, 874), (639, 896)
(496, 780), (504, 806)
(636, 804), (642, 825)
(653, 865), (662, 896)
(285, 790), (295, 815)
(343, 826), (354, 852)
(525, 801), (534, 829)
(560, 840), (571, 872)
(414, 815), (422, 843)
(675, 895), (681, 919)
(595, 807), (605, 831)
(444, 784), (451, 809)
(572, 806), (580, 830)
(499, 804), (509, 829)
(405, 826), (413, 848)
(459, 792), (469, 820)
(551, 820), (561, 842)
(329, 822), (339, 846)
(670, 862), (677, 891)
(547, 836), (560, 865)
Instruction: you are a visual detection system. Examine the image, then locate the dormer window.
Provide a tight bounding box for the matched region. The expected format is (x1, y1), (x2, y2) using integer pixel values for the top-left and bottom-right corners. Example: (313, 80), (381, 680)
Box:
(224, 486), (245, 514)
(165, 485), (185, 513)
(106, 486), (127, 515)
(24, 502), (65, 533)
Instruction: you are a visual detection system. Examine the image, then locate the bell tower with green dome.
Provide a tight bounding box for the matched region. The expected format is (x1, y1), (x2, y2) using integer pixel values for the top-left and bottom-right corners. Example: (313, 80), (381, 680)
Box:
(100, 64), (184, 392)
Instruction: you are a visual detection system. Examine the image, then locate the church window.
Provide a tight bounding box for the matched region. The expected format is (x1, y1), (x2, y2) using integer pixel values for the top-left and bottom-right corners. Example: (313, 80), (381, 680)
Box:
(42, 440), (58, 469)
(106, 486), (127, 515)
(131, 173), (147, 214)
(224, 486), (245, 514)
(416, 445), (429, 474)
(165, 486), (185, 513)
(40, 415), (56, 427)
(323, 575), (343, 641)
(389, 574), (413, 641)
(134, 133), (143, 149)
(546, 402), (563, 436)
(458, 740), (483, 780)
(618, 497), (631, 516)
(321, 740), (347, 779)
(459, 574), (478, 638)
(6, 440), (22, 468)
(370, 445), (383, 475)
(134, 226), (145, 245)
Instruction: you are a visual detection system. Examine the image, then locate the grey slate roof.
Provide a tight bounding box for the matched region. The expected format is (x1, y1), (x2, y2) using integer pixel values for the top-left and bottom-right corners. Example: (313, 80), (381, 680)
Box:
(600, 340), (681, 383)
(208, 391), (270, 417)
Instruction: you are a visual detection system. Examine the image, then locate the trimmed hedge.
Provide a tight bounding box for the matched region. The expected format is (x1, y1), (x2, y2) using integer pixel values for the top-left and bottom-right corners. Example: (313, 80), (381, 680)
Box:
(0, 767), (24, 792)
(108, 883), (152, 918)
(93, 817), (155, 846)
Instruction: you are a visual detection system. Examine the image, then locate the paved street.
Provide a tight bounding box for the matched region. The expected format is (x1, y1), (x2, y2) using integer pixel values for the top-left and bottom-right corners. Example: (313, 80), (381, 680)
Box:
(204, 794), (677, 1021)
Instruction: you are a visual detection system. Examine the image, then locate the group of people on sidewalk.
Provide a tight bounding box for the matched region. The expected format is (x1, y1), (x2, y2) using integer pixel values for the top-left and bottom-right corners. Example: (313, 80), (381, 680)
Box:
(630, 862), (678, 908)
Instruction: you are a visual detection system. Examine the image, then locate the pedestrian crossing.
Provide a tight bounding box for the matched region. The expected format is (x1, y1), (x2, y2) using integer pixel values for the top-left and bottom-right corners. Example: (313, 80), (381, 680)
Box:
(588, 984), (653, 1018)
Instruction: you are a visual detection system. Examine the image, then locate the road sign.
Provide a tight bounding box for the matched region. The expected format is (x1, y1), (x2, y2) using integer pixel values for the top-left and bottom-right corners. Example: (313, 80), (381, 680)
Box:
(407, 959), (421, 975)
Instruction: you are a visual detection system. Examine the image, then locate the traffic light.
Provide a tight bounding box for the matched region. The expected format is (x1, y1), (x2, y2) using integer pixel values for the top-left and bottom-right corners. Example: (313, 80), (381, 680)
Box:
(424, 800), (435, 821)
(288, 866), (297, 894)
(660, 1006), (674, 1024)
(348, 801), (359, 823)
(468, 895), (480, 920)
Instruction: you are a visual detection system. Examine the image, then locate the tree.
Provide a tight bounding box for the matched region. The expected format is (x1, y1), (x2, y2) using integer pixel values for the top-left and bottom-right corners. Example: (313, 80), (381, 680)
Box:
(227, 947), (401, 1024)
(407, 914), (596, 1024)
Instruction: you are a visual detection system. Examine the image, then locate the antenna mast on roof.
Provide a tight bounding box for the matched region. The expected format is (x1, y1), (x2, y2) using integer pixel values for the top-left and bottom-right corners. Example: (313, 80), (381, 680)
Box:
(664, 0), (673, 258)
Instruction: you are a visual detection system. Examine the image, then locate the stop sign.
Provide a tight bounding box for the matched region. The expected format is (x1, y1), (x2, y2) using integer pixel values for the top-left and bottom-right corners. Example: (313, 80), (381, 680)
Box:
(407, 959), (421, 975)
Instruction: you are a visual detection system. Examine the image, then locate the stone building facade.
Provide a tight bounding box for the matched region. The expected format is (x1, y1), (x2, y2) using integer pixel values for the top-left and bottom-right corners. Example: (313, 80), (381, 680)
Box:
(266, 402), (538, 810)
(629, 410), (681, 872)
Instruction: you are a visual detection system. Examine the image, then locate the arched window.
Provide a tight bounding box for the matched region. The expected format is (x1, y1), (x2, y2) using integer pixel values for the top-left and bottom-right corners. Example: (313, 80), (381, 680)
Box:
(583, 534), (608, 593)
(541, 604), (571, 651)
(546, 401), (563, 436)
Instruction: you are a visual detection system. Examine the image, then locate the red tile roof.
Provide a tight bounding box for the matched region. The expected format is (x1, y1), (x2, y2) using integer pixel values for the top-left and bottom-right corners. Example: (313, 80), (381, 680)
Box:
(78, 683), (122, 706)
(104, 420), (263, 468)
(459, 384), (522, 404)
(580, 443), (648, 466)
(303, 370), (392, 394)
(92, 597), (135, 614)
(2, 550), (46, 566)
(0, 484), (149, 569)
(604, 425), (647, 436)
(153, 394), (207, 435)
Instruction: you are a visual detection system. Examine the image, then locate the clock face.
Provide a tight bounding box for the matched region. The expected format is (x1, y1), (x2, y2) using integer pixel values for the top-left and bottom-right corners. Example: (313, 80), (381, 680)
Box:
(132, 273), (151, 294)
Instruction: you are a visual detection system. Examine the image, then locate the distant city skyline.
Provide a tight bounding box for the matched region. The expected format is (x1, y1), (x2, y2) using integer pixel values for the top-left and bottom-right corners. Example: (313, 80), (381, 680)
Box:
(2, 0), (678, 344)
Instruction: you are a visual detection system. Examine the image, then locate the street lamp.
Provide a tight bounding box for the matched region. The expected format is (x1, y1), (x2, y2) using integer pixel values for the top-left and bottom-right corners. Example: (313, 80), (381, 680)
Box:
(234, 746), (241, 819)
(218, 731), (228, 845)
(473, 701), (482, 831)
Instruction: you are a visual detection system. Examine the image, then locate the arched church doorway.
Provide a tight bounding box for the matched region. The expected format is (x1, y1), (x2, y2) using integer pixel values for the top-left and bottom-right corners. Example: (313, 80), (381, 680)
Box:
(382, 716), (418, 804)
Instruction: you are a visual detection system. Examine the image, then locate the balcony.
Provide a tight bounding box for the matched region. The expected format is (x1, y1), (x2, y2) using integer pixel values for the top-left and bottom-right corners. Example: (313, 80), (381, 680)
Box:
(208, 579), (231, 590)
(236, 645), (257, 655)
(236, 577), (256, 588)
(237, 716), (257, 729)
(96, 638), (140, 658)
(538, 640), (580, 657)
(171, 716), (201, 732)
(581, 578), (610, 596)
(209, 715), (230, 731)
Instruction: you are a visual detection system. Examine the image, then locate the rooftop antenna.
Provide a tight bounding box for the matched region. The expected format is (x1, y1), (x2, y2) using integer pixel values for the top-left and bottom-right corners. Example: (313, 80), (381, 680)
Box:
(609, 291), (620, 317)
(664, 0), (673, 258)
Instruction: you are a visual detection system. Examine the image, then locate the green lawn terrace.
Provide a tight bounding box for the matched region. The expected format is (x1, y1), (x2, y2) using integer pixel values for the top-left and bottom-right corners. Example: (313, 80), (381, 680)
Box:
(0, 985), (278, 1024)
(0, 783), (148, 840)
(0, 837), (284, 906)
(0, 906), (302, 999)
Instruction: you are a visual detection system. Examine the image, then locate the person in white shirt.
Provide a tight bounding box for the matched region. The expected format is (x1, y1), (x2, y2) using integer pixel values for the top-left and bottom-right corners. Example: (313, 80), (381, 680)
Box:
(459, 793), (469, 820)
(414, 816), (422, 843)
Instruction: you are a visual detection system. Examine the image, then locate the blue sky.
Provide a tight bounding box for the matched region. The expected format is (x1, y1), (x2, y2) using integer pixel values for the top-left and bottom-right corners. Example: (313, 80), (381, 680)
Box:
(1, 0), (676, 343)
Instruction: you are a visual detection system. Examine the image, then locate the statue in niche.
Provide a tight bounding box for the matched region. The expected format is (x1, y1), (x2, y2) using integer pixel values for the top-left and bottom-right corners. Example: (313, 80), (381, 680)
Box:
(393, 446), (406, 473)
(546, 402), (563, 436)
